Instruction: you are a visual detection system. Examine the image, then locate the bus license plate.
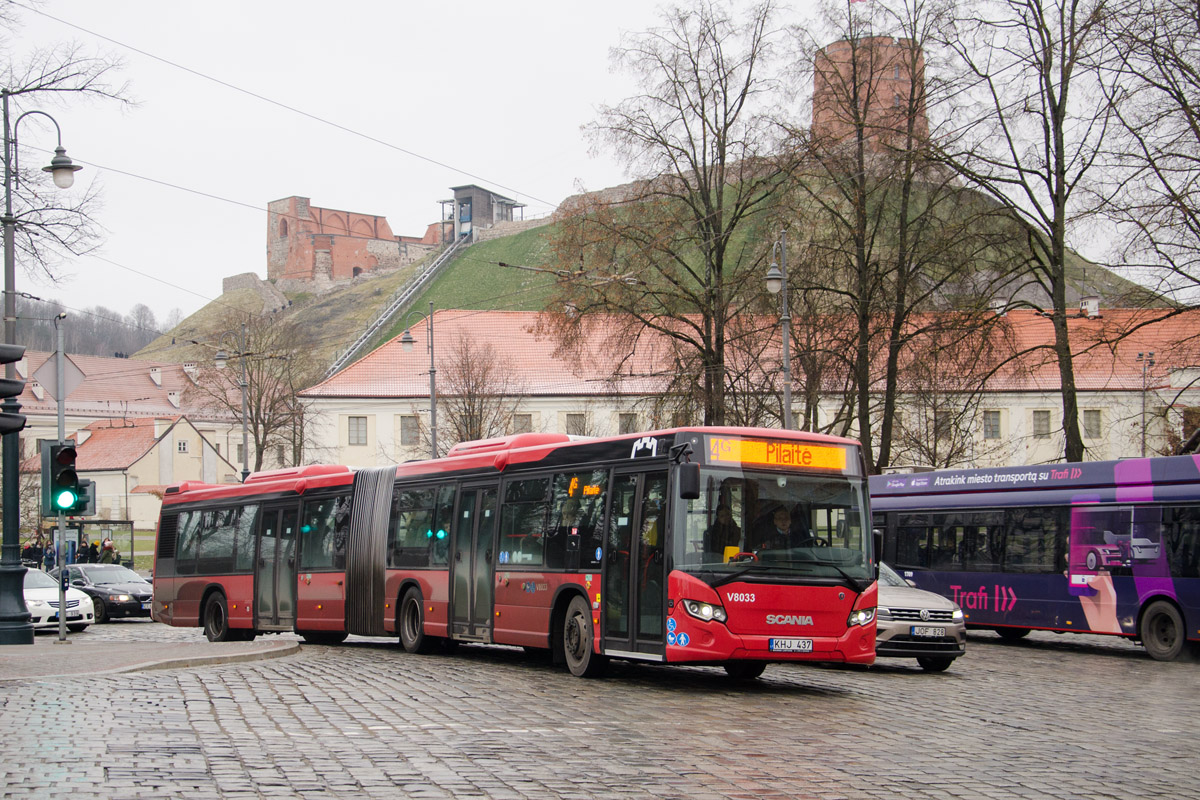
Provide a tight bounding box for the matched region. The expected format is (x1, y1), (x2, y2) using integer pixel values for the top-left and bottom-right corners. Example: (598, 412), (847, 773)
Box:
(911, 626), (945, 637)
(769, 638), (813, 653)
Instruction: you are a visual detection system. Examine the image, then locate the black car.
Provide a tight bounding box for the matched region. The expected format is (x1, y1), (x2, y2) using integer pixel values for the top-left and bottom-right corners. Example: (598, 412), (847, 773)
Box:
(53, 563), (153, 624)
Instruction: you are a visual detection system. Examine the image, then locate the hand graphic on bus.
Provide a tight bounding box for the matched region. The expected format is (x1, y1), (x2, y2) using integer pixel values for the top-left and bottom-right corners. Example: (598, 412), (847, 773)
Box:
(1069, 570), (1121, 634)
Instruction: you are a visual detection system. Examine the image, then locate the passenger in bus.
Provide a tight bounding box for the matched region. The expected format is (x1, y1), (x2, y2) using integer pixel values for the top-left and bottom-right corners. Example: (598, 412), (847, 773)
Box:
(704, 504), (742, 555)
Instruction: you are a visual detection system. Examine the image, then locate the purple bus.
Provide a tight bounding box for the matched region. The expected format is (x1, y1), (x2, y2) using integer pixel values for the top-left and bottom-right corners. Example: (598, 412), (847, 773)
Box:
(869, 456), (1200, 661)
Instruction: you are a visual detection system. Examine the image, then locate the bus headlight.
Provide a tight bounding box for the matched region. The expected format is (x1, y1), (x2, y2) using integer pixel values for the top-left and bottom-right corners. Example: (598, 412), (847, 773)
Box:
(847, 607), (876, 626)
(683, 599), (727, 623)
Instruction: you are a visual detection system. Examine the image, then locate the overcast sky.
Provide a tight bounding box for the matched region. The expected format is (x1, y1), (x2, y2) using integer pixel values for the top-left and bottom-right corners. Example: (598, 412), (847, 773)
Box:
(14, 1), (783, 326)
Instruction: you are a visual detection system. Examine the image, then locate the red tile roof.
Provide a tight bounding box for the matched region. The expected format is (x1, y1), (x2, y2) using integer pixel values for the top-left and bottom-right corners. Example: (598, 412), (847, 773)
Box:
(302, 308), (1200, 399)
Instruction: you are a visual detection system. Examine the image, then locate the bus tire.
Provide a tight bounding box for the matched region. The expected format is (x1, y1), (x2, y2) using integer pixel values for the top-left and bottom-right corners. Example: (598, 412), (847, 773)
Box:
(563, 594), (607, 678)
(203, 593), (232, 642)
(995, 627), (1031, 641)
(300, 630), (347, 645)
(1141, 600), (1185, 661)
(723, 661), (766, 680)
(917, 656), (954, 672)
(399, 588), (435, 655)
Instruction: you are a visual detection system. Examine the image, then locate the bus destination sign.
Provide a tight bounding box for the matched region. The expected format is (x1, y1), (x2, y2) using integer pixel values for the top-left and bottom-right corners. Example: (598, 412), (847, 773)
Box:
(707, 436), (847, 471)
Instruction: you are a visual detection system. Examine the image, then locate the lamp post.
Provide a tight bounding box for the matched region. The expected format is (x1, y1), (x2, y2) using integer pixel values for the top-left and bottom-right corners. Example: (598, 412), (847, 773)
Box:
(215, 323), (251, 482)
(0, 90), (82, 645)
(765, 230), (793, 430)
(400, 302), (437, 458)
(1138, 351), (1155, 458)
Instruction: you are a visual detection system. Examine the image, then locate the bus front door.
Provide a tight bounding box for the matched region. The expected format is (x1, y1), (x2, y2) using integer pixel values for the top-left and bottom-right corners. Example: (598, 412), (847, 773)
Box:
(603, 471), (667, 658)
(255, 504), (298, 631)
(450, 485), (498, 641)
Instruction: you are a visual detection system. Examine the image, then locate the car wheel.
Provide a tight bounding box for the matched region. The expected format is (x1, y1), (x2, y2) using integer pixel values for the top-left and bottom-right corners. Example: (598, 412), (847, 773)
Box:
(562, 594), (607, 678)
(995, 626), (1030, 641)
(723, 661), (767, 680)
(1085, 550), (1099, 571)
(203, 593), (232, 642)
(399, 588), (436, 654)
(91, 596), (107, 624)
(300, 630), (348, 645)
(1141, 600), (1185, 661)
(917, 656), (954, 672)
(67, 623), (88, 633)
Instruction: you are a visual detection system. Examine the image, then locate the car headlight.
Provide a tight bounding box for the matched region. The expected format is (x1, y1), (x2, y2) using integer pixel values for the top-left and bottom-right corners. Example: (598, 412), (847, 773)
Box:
(876, 607), (892, 621)
(847, 607), (876, 626)
(111, 594), (131, 603)
(952, 607), (964, 621)
(26, 599), (50, 610)
(682, 599), (727, 623)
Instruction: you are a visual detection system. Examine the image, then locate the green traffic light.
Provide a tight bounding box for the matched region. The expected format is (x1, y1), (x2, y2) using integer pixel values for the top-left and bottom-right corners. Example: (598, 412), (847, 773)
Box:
(54, 489), (78, 510)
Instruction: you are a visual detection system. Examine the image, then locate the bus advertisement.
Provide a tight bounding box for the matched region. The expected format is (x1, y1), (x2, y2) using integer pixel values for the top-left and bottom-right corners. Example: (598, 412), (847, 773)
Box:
(153, 427), (878, 678)
(869, 455), (1200, 660)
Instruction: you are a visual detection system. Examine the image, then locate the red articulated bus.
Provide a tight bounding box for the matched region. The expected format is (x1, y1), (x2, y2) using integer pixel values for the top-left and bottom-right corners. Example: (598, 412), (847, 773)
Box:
(153, 427), (878, 678)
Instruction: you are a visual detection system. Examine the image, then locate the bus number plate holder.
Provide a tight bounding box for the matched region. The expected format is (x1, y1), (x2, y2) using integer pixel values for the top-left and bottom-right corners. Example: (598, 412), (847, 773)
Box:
(769, 638), (813, 653)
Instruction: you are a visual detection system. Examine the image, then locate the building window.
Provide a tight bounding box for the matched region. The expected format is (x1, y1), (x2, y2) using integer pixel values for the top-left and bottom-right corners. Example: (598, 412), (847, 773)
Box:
(279, 218), (288, 237)
(348, 416), (367, 446)
(618, 413), (638, 435)
(1033, 410), (1051, 439)
(893, 64), (901, 80)
(983, 410), (1001, 440)
(565, 413), (586, 436)
(511, 413), (532, 434)
(1084, 409), (1102, 440)
(177, 440), (189, 454)
(893, 92), (902, 108)
(400, 415), (419, 446)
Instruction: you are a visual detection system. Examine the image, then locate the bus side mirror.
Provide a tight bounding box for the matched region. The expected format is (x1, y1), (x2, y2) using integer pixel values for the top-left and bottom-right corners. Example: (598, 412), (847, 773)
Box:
(678, 463), (700, 500)
(872, 528), (883, 573)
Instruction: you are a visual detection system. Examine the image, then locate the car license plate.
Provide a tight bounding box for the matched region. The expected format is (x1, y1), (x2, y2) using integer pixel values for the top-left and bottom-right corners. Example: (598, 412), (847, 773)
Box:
(911, 626), (945, 637)
(66, 612), (81, 619)
(769, 638), (813, 653)
(141, 602), (151, 610)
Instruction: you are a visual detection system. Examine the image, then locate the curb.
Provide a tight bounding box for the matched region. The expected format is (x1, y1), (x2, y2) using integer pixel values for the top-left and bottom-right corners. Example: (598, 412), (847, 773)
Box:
(0, 640), (302, 683)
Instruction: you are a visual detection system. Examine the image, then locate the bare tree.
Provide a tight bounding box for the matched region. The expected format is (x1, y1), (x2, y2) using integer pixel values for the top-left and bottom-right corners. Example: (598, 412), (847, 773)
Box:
(188, 313), (318, 475)
(3, 7), (130, 282)
(929, 0), (1118, 461)
(789, 0), (1020, 471)
(427, 332), (526, 455)
(545, 1), (792, 426)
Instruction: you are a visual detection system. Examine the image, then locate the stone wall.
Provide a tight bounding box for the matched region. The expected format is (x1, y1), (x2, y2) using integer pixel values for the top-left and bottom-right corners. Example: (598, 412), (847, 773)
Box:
(473, 217), (552, 242)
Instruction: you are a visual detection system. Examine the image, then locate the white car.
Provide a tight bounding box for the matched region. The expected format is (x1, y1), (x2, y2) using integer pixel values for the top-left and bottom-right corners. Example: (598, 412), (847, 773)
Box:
(24, 568), (95, 632)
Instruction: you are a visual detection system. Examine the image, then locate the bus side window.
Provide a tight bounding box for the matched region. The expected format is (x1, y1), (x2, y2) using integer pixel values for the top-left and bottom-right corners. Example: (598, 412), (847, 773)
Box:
(547, 470), (607, 570)
(894, 513), (929, 568)
(300, 496), (346, 570)
(235, 504), (259, 572)
(500, 478), (550, 567)
(1165, 505), (1200, 578)
(390, 488), (435, 568)
(175, 510), (201, 575)
(430, 486), (455, 566)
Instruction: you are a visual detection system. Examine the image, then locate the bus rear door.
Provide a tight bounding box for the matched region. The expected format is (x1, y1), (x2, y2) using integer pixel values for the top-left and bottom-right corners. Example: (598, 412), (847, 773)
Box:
(256, 502), (298, 631)
(450, 483), (499, 642)
(603, 470), (667, 659)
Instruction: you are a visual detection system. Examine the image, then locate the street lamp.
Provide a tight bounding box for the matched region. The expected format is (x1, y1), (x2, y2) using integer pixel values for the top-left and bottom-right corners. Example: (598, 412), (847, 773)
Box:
(0, 90), (82, 645)
(215, 323), (251, 482)
(1138, 351), (1155, 458)
(400, 301), (437, 459)
(766, 230), (793, 430)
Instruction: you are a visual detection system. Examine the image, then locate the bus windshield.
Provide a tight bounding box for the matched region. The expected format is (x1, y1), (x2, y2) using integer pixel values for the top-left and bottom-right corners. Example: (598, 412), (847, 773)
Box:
(676, 467), (871, 585)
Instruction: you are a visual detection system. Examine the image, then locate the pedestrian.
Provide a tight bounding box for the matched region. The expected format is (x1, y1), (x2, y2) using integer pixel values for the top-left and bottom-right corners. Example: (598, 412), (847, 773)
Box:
(87, 541), (100, 563)
(43, 541), (55, 571)
(99, 537), (115, 563)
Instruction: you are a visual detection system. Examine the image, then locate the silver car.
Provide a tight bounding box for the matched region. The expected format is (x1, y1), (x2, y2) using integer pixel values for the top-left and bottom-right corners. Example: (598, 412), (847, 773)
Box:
(876, 562), (966, 672)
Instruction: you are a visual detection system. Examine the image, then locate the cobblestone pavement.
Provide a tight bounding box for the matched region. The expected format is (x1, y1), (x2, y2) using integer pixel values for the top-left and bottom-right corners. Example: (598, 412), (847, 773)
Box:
(1, 620), (1196, 799)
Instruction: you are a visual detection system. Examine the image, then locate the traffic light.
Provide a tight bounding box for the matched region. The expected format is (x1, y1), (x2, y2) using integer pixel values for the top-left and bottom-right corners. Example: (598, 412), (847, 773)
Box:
(0, 343), (26, 434)
(41, 442), (80, 516)
(72, 479), (96, 517)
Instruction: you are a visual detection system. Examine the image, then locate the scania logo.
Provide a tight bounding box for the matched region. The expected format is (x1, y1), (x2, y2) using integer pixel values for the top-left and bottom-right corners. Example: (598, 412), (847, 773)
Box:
(766, 614), (814, 626)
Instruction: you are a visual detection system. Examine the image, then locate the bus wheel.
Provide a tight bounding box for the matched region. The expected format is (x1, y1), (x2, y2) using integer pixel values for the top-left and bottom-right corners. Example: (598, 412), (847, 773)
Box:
(203, 593), (232, 642)
(300, 631), (347, 645)
(917, 656), (954, 672)
(563, 595), (607, 678)
(1141, 600), (1185, 661)
(399, 588), (434, 654)
(723, 661), (766, 680)
(995, 627), (1031, 641)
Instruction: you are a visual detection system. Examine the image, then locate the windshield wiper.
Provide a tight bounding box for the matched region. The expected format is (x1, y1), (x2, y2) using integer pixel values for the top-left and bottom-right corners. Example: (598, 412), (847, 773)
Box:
(709, 562), (779, 588)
